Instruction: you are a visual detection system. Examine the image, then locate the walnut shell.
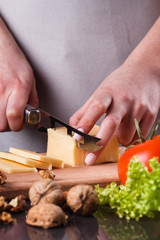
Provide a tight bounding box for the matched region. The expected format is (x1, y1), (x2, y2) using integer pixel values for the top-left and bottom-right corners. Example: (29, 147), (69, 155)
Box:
(26, 203), (67, 229)
(67, 184), (99, 216)
(29, 179), (65, 207)
(0, 211), (13, 223)
(9, 195), (27, 213)
(38, 170), (55, 180)
(0, 196), (10, 212)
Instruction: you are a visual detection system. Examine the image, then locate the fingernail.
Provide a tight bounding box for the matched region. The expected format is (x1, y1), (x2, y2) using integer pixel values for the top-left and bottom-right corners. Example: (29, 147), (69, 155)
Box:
(73, 128), (85, 141)
(85, 153), (96, 165)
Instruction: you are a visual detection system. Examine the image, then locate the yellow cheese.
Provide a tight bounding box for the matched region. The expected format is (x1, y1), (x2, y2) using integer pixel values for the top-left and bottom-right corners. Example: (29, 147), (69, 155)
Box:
(9, 148), (64, 168)
(0, 152), (52, 170)
(47, 125), (119, 167)
(47, 128), (84, 167)
(0, 158), (36, 173)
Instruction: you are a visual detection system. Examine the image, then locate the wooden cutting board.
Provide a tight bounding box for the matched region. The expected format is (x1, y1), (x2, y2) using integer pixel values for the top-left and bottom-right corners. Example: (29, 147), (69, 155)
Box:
(0, 163), (119, 199)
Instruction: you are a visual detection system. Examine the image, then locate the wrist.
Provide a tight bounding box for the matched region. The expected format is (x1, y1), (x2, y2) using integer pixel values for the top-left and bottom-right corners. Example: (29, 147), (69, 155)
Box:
(124, 49), (160, 82)
(124, 17), (160, 83)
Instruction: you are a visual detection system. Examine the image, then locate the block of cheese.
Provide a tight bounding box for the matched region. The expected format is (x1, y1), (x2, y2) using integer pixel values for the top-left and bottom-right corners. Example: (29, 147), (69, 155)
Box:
(0, 158), (36, 173)
(0, 152), (52, 170)
(9, 148), (64, 168)
(47, 125), (119, 167)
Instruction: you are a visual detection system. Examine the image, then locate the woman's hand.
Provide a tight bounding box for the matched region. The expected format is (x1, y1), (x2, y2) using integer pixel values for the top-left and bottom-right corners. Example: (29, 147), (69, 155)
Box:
(70, 17), (160, 165)
(0, 17), (38, 131)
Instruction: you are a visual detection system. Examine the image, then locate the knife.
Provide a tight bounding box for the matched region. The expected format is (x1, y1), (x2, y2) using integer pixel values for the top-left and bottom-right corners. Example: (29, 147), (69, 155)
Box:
(24, 104), (102, 152)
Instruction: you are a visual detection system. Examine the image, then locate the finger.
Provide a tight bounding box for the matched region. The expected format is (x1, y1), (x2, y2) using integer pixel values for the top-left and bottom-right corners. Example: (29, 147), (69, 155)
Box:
(128, 111), (157, 145)
(115, 97), (156, 146)
(75, 96), (112, 135)
(85, 96), (132, 165)
(115, 107), (145, 146)
(69, 98), (92, 127)
(139, 111), (157, 138)
(6, 88), (30, 131)
(70, 97), (95, 141)
(85, 113), (122, 165)
(73, 128), (85, 141)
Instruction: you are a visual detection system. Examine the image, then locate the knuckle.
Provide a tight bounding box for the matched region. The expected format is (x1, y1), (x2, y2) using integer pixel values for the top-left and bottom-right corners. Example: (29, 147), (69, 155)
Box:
(14, 70), (34, 92)
(69, 111), (82, 126)
(80, 117), (93, 128)
(135, 101), (146, 114)
(135, 102), (157, 119)
(25, 67), (35, 85)
(148, 103), (159, 116)
(69, 116), (78, 126)
(12, 77), (23, 90)
(19, 62), (34, 80)
(121, 93), (133, 104)
(24, 64), (34, 77)
(106, 115), (120, 129)
(7, 108), (22, 121)
(146, 110), (155, 121)
(91, 99), (106, 114)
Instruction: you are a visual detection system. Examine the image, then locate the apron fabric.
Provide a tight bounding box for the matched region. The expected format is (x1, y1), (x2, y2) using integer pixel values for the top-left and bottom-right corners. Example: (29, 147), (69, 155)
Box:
(0, 0), (160, 151)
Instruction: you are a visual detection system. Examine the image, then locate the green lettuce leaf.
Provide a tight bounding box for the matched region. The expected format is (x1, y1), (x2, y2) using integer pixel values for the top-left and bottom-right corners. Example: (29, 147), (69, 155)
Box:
(95, 157), (160, 220)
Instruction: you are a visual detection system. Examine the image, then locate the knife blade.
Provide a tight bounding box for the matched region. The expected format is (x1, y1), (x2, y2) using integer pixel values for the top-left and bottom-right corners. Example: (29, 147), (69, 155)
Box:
(24, 104), (102, 152)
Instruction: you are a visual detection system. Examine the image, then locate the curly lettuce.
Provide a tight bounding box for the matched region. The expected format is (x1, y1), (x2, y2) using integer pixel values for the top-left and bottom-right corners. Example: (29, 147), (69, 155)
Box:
(95, 157), (160, 220)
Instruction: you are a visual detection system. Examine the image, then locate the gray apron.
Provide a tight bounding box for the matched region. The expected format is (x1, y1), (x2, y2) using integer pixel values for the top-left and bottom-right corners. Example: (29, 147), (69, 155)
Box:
(0, 0), (160, 151)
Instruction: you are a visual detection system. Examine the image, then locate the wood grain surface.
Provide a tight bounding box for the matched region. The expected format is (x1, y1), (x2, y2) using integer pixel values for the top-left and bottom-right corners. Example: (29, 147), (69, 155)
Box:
(0, 162), (119, 199)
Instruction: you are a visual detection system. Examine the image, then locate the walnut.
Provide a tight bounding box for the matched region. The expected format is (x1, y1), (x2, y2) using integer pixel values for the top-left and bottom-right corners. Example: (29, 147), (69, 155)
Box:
(67, 184), (99, 216)
(29, 179), (66, 207)
(0, 195), (27, 225)
(0, 171), (7, 186)
(26, 203), (67, 229)
(9, 195), (27, 212)
(38, 170), (55, 180)
(0, 211), (13, 223)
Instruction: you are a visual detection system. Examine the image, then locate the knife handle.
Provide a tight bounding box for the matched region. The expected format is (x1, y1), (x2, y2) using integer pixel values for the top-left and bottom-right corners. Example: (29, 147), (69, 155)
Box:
(24, 105), (41, 125)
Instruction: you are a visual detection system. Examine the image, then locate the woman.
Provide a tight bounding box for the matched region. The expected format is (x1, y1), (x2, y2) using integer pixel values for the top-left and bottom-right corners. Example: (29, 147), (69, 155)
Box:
(0, 0), (160, 165)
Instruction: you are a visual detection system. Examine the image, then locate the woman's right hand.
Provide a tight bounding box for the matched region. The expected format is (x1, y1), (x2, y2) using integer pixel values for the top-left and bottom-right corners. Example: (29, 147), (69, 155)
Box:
(0, 17), (38, 131)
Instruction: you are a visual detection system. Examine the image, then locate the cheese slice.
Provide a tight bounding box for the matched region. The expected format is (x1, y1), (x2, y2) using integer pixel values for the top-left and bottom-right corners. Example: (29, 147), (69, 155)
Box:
(0, 158), (36, 173)
(9, 148), (64, 168)
(47, 125), (119, 167)
(0, 152), (52, 170)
